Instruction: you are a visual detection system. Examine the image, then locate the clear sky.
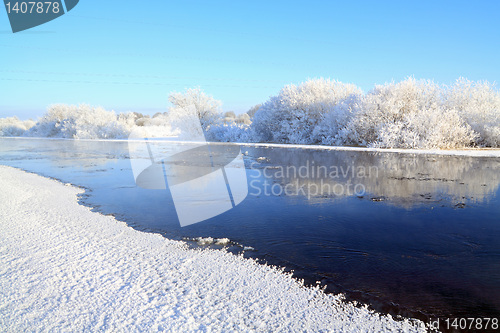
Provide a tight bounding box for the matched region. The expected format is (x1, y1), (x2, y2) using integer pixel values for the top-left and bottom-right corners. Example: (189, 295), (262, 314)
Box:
(1, 0), (499, 119)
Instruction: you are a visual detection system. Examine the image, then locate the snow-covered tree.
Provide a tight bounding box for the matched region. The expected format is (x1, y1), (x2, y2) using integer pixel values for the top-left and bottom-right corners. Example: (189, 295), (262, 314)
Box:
(0, 116), (35, 136)
(346, 78), (478, 148)
(25, 104), (128, 139)
(445, 78), (500, 147)
(312, 93), (363, 145)
(251, 78), (362, 144)
(205, 122), (251, 142)
(168, 87), (222, 132)
(236, 113), (251, 125)
(246, 104), (262, 118)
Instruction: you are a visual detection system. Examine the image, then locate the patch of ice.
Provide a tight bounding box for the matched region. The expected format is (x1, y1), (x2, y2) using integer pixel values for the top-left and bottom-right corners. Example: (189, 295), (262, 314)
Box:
(185, 237), (232, 246)
(195, 237), (214, 245)
(214, 238), (230, 246)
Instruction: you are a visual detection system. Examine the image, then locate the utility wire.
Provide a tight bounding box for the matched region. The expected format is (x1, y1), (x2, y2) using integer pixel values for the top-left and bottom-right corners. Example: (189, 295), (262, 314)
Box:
(0, 43), (289, 68)
(70, 14), (328, 46)
(0, 77), (277, 89)
(0, 69), (285, 84)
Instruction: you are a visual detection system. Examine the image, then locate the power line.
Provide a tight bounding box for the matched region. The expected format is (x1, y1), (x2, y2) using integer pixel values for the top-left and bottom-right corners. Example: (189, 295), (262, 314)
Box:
(70, 14), (328, 46)
(0, 77), (277, 89)
(0, 69), (284, 84)
(0, 43), (289, 68)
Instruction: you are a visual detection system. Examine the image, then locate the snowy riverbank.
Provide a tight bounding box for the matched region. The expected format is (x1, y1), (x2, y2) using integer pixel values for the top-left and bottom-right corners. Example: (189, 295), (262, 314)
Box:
(0, 165), (427, 332)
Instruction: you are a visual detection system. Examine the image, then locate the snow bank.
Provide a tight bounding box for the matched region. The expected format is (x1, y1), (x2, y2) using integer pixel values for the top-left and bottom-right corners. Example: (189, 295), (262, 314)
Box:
(0, 166), (426, 332)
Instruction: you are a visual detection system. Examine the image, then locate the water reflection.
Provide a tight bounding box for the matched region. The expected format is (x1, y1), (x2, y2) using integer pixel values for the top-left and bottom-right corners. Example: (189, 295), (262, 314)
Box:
(248, 147), (500, 207)
(3, 138), (498, 209)
(0, 138), (128, 170)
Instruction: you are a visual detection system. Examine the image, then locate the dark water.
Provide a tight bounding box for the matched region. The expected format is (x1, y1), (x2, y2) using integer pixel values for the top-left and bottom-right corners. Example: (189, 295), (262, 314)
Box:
(1, 138), (500, 331)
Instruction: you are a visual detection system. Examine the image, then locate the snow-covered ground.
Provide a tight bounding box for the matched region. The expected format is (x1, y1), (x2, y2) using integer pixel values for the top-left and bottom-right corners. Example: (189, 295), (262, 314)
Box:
(0, 165), (427, 332)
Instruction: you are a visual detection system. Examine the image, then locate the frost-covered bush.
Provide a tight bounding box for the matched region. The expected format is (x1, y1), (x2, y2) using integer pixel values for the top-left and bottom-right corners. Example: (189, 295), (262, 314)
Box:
(126, 112), (178, 138)
(222, 111), (236, 124)
(312, 94), (363, 145)
(367, 105), (477, 149)
(224, 111), (236, 119)
(252, 78), (362, 144)
(25, 104), (129, 139)
(168, 87), (222, 132)
(206, 123), (252, 142)
(246, 104), (262, 118)
(0, 88), (218, 141)
(236, 113), (251, 125)
(17, 104), (176, 139)
(0, 117), (35, 136)
(249, 77), (499, 148)
(445, 78), (500, 147)
(346, 78), (478, 148)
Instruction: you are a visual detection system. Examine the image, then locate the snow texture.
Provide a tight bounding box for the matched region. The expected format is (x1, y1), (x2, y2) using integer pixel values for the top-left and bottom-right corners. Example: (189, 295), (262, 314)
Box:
(0, 166), (426, 332)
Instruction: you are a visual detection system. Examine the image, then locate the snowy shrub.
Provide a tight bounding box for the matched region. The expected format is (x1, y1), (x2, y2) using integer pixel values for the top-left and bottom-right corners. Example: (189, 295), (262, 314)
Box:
(117, 112), (139, 129)
(134, 116), (150, 127)
(206, 123), (252, 142)
(0, 117), (35, 136)
(25, 104), (129, 139)
(123, 113), (179, 138)
(168, 87), (222, 132)
(246, 104), (262, 118)
(346, 78), (478, 149)
(445, 78), (500, 147)
(223, 112), (236, 124)
(369, 106), (477, 149)
(221, 112), (252, 126)
(20, 105), (176, 139)
(250, 77), (498, 148)
(312, 94), (363, 145)
(252, 78), (362, 144)
(236, 113), (251, 125)
(224, 111), (236, 119)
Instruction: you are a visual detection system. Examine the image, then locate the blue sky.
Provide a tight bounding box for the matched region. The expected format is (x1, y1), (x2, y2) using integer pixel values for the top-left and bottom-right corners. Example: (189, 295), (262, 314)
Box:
(1, 0), (499, 119)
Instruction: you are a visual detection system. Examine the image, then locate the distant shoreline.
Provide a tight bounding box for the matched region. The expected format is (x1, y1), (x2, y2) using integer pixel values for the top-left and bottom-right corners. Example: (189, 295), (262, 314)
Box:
(2, 136), (500, 157)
